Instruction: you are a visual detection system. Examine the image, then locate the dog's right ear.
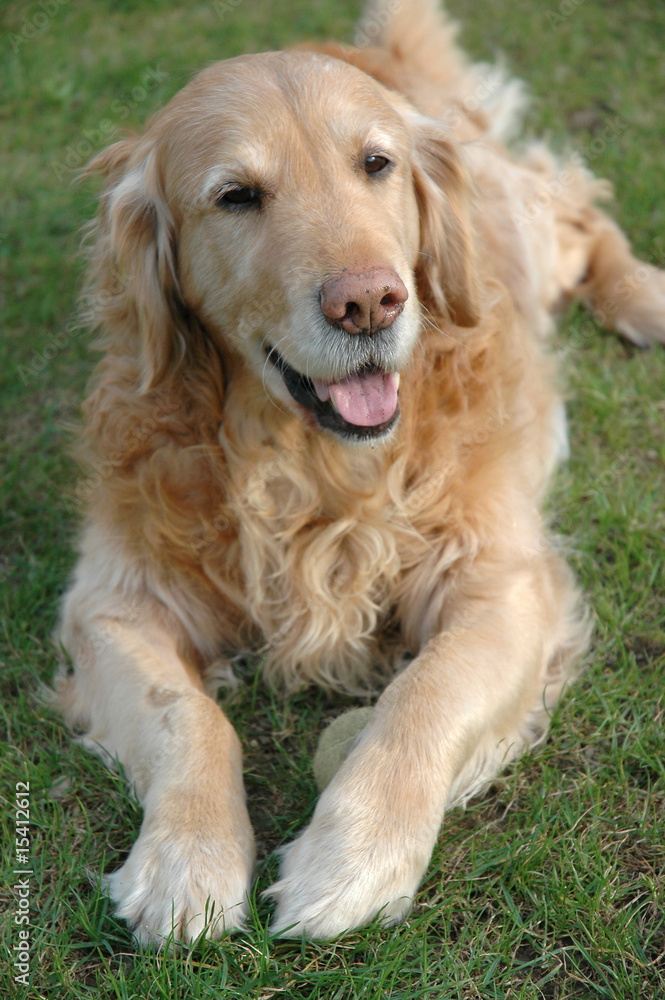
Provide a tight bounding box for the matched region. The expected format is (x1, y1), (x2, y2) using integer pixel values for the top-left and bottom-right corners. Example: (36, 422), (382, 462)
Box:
(84, 138), (185, 392)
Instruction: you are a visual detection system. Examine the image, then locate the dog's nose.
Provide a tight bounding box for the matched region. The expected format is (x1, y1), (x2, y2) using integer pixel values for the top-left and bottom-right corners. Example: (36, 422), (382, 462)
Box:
(320, 267), (408, 335)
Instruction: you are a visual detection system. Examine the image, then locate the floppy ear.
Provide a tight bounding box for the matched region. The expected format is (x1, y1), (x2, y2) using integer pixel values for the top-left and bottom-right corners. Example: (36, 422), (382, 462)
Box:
(85, 139), (185, 392)
(411, 121), (480, 327)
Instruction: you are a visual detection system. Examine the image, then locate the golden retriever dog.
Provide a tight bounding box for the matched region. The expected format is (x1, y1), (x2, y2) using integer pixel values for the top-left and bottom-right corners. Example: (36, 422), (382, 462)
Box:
(55, 0), (665, 944)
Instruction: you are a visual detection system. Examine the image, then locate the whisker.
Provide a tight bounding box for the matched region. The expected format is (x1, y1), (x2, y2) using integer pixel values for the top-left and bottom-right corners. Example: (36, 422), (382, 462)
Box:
(419, 303), (479, 359)
(261, 333), (297, 418)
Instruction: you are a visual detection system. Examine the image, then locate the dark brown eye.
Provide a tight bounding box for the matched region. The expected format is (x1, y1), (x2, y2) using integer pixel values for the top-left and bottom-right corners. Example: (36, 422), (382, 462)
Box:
(216, 185), (262, 209)
(364, 154), (391, 175)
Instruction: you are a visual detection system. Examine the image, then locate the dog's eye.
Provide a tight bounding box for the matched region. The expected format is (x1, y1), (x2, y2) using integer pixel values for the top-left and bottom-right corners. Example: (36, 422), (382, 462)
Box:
(364, 154), (391, 175)
(216, 185), (262, 209)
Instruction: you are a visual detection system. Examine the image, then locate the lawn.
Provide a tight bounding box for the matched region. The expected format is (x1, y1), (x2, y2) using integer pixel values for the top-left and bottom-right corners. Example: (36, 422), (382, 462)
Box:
(1, 1), (663, 997)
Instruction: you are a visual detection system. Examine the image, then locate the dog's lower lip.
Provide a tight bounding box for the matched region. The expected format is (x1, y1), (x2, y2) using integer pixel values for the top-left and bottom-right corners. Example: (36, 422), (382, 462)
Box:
(266, 346), (400, 439)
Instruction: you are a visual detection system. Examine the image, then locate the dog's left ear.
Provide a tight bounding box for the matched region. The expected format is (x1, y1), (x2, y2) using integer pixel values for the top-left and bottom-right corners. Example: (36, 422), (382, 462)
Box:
(411, 120), (480, 327)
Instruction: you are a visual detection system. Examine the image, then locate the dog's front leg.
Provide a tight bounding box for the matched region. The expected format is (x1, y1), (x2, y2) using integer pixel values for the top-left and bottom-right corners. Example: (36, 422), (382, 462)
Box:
(57, 597), (255, 946)
(269, 562), (581, 938)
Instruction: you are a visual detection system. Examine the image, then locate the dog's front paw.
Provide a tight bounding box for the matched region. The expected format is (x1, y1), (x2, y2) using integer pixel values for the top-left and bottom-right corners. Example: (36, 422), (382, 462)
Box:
(266, 760), (439, 938)
(107, 814), (255, 946)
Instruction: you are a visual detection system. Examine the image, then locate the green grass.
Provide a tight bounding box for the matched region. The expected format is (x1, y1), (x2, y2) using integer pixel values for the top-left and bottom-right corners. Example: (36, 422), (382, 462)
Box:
(1, 1), (664, 997)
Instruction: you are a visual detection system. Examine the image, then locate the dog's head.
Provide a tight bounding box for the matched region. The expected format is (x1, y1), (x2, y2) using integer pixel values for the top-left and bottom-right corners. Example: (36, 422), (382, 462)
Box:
(88, 50), (478, 442)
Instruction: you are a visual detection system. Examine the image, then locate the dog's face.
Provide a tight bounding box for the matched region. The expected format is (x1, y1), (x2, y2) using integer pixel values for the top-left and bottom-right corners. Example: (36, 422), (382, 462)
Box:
(93, 51), (478, 442)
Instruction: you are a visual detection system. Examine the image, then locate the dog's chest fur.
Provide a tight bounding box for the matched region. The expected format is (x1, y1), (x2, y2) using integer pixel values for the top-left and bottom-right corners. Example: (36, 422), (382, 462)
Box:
(210, 401), (469, 688)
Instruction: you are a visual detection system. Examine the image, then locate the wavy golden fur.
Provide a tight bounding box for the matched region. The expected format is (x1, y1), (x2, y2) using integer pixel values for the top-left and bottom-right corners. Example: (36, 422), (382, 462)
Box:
(55, 0), (665, 944)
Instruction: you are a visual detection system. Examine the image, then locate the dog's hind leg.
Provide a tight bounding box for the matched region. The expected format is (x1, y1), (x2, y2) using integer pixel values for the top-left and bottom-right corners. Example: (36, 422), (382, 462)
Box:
(572, 215), (665, 347)
(525, 149), (665, 347)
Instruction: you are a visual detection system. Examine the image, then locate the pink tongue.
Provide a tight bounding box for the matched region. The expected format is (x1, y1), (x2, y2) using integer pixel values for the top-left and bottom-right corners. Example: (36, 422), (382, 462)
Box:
(313, 371), (399, 427)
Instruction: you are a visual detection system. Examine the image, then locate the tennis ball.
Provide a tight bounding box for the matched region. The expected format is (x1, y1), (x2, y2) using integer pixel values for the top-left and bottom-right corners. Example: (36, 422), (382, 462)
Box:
(313, 707), (374, 792)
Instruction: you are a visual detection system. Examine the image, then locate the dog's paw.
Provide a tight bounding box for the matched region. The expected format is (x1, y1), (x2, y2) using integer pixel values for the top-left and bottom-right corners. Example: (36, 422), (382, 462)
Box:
(266, 758), (439, 938)
(106, 823), (254, 946)
(614, 265), (665, 347)
(267, 840), (417, 939)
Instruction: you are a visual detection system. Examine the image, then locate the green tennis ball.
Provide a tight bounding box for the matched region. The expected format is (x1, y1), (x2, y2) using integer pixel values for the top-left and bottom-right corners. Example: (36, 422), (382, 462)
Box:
(313, 707), (374, 792)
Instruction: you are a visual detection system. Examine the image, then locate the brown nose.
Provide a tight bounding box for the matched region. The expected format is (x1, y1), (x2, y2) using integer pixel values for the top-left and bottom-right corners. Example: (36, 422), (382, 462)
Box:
(320, 267), (408, 335)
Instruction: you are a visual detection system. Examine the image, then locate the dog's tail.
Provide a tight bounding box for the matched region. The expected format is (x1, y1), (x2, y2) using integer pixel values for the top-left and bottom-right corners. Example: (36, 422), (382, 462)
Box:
(354, 0), (529, 144)
(354, 0), (464, 87)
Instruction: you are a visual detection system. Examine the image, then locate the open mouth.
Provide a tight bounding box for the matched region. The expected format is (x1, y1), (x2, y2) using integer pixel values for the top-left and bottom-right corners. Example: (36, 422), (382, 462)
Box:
(267, 347), (400, 440)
